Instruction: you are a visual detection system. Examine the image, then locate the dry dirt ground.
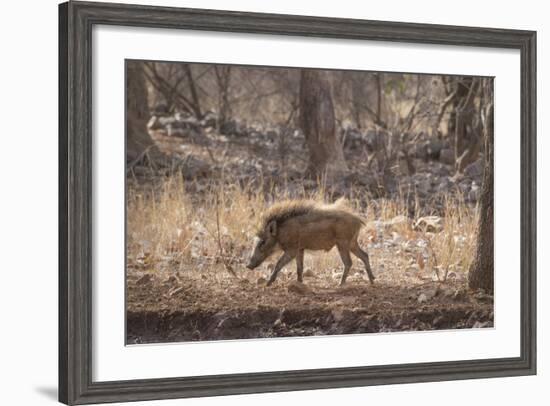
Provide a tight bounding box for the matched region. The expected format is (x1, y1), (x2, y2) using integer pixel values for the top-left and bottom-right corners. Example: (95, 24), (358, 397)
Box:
(127, 265), (493, 344)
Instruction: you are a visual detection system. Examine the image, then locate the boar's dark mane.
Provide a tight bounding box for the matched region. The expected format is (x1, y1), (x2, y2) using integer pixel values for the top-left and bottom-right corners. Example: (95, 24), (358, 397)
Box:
(256, 200), (318, 235)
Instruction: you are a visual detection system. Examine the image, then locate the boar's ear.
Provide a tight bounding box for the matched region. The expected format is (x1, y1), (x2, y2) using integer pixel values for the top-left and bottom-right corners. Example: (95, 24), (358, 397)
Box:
(267, 220), (277, 237)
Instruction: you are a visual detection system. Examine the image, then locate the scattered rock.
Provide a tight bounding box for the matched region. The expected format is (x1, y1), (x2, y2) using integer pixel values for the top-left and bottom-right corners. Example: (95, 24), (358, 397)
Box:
(219, 119), (238, 136)
(147, 115), (164, 131)
(469, 181), (481, 201)
(256, 277), (267, 285)
(425, 138), (444, 160)
(442, 289), (455, 299)
(417, 286), (440, 304)
(464, 159), (484, 178)
(180, 155), (210, 179)
(473, 291), (494, 304)
(439, 148), (454, 165)
(417, 293), (429, 304)
(437, 177), (453, 193)
(414, 216), (443, 232)
(425, 286), (441, 300)
(336, 297), (357, 307)
(200, 111), (217, 128)
(415, 180), (432, 196)
(370, 215), (411, 233)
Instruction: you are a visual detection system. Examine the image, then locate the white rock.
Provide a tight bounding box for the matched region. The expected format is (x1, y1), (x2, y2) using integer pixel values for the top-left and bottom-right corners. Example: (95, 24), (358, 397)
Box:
(414, 216), (443, 233)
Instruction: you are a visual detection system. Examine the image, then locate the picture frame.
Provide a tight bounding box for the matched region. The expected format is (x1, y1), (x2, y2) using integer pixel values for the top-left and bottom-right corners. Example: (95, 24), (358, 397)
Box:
(59, 1), (537, 404)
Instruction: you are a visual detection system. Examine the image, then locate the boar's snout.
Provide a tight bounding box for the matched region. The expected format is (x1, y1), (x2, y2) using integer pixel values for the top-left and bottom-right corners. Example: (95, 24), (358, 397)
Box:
(246, 225), (278, 271)
(246, 254), (263, 270)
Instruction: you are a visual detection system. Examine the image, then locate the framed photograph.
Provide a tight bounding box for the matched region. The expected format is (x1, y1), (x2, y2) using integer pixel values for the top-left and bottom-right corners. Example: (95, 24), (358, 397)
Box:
(59, 1), (536, 404)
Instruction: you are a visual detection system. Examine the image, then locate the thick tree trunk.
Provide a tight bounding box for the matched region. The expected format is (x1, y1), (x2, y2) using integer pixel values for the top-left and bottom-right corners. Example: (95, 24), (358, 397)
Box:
(126, 61), (166, 164)
(299, 69), (347, 178)
(468, 82), (494, 292)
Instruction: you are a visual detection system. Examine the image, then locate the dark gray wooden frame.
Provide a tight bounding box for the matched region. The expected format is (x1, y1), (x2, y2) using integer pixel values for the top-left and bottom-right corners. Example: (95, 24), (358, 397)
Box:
(59, 1), (536, 404)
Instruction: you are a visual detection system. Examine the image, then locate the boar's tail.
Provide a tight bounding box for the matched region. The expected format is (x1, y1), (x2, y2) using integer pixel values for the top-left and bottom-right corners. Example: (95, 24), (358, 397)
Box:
(330, 197), (367, 227)
(355, 213), (367, 227)
(332, 197), (349, 209)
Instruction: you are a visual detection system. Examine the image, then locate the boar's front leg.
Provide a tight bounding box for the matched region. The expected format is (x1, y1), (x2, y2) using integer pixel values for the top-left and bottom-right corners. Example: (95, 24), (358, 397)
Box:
(266, 251), (295, 286)
(296, 249), (304, 283)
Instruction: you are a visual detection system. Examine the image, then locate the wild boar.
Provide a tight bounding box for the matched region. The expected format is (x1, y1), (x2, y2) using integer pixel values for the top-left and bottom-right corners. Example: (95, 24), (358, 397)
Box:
(246, 199), (375, 286)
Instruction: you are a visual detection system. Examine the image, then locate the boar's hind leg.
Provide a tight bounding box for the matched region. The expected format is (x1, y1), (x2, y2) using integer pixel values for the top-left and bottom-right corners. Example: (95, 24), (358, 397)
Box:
(267, 251), (295, 286)
(296, 249), (304, 283)
(337, 244), (353, 286)
(351, 243), (375, 284)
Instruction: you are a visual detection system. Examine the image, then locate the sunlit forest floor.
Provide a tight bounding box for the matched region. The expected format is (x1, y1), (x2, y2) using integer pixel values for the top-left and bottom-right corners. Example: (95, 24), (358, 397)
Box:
(126, 124), (493, 344)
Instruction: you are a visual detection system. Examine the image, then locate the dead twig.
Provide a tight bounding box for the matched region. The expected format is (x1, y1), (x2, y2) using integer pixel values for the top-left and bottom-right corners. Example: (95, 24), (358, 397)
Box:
(214, 194), (238, 278)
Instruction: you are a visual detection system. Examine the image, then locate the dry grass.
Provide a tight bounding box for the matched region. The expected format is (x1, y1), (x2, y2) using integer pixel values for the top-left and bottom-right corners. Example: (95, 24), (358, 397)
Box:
(127, 174), (478, 287)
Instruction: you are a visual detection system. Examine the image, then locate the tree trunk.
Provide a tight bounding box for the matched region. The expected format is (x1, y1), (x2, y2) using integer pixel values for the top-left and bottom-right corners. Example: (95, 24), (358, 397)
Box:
(375, 73), (383, 125)
(448, 77), (479, 168)
(298, 69), (347, 178)
(214, 66), (232, 129)
(350, 73), (364, 129)
(183, 65), (203, 119)
(126, 61), (165, 164)
(447, 77), (470, 135)
(468, 81), (494, 292)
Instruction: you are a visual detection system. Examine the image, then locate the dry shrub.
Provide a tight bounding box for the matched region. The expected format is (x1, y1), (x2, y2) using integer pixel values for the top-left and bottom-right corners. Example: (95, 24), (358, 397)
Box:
(426, 196), (479, 281)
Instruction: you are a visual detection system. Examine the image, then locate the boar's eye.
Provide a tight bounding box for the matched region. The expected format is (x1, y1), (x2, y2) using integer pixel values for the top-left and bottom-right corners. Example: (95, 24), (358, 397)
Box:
(258, 239), (265, 247)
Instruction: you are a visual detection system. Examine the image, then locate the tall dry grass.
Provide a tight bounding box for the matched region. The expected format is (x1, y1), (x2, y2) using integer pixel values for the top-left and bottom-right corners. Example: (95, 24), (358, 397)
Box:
(127, 174), (478, 284)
